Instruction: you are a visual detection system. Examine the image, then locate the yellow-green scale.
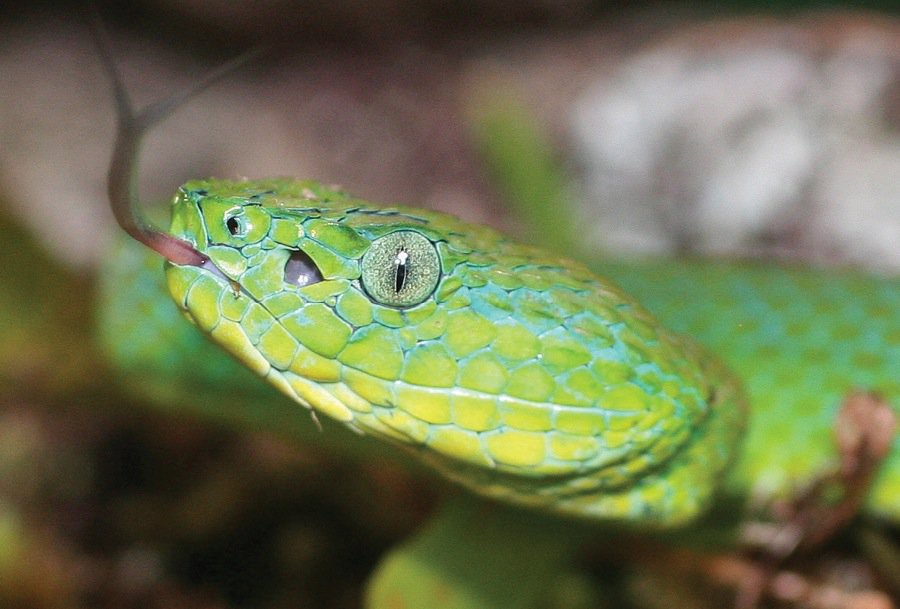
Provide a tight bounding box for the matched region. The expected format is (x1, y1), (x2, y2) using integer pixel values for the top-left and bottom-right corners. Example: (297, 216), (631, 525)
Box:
(163, 179), (747, 525)
(152, 176), (900, 526)
(597, 258), (900, 519)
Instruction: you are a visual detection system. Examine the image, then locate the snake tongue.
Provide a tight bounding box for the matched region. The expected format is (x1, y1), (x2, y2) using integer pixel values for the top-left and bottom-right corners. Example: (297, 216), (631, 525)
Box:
(142, 232), (208, 266)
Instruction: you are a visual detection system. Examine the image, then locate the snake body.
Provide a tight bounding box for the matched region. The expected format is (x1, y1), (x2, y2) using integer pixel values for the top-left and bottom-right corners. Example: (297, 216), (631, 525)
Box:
(599, 259), (900, 520)
(90, 37), (898, 608)
(154, 177), (897, 526)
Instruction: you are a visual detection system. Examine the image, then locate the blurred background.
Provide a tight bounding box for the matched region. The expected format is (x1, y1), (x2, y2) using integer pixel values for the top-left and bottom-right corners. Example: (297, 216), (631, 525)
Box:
(0, 1), (898, 608)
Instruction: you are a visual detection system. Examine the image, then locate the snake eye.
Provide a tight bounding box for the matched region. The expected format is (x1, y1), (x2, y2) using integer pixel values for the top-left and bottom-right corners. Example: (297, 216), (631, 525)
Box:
(361, 230), (440, 308)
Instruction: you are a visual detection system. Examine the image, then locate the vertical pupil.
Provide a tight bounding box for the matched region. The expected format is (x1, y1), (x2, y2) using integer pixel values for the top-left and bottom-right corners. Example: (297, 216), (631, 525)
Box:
(394, 249), (409, 293)
(226, 216), (241, 235)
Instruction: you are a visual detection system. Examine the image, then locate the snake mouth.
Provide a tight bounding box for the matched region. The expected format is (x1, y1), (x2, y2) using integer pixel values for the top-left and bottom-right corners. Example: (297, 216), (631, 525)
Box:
(197, 257), (253, 299)
(199, 258), (229, 281)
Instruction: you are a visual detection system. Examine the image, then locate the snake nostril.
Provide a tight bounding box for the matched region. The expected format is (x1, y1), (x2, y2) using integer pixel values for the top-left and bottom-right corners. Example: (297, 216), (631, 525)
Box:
(284, 249), (324, 288)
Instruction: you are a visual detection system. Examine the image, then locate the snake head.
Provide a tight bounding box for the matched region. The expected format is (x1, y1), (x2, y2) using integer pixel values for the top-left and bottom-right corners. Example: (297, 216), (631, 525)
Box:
(165, 178), (745, 526)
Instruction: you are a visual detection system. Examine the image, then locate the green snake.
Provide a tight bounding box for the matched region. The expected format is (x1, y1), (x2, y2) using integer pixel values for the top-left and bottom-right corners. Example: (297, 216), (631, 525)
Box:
(95, 42), (899, 609)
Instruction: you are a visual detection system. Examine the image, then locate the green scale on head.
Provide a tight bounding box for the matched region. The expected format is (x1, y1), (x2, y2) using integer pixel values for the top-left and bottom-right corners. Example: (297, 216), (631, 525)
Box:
(165, 178), (746, 525)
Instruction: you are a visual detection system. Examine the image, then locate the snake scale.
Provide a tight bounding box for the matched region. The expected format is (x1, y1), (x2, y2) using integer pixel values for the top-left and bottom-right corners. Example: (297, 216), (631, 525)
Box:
(95, 38), (899, 608)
